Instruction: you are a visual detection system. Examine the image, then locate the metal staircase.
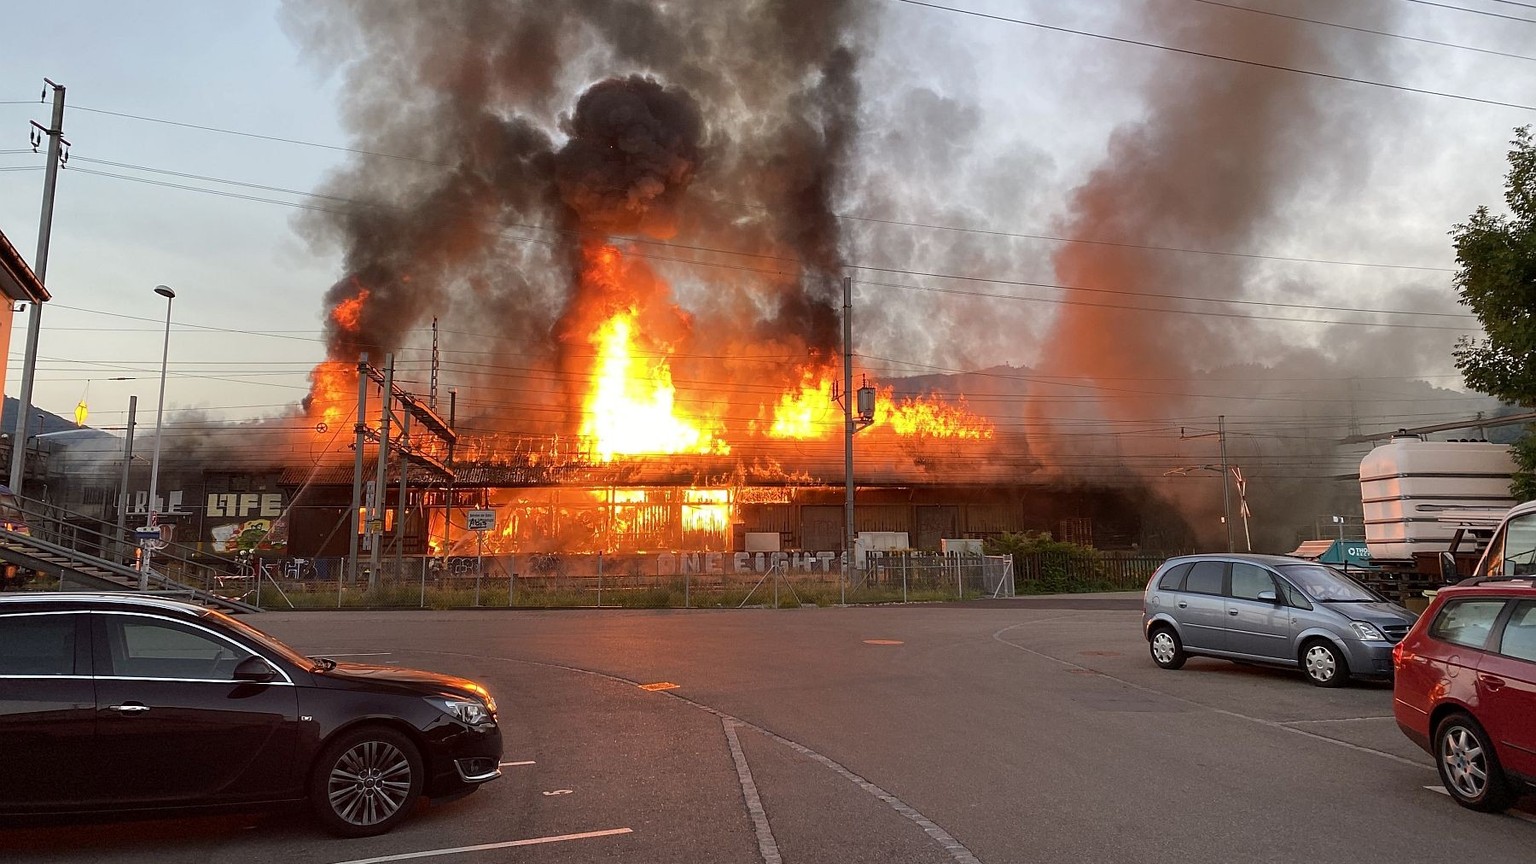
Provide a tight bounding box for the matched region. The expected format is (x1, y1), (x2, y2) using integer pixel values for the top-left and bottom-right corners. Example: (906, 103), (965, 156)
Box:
(0, 497), (260, 615)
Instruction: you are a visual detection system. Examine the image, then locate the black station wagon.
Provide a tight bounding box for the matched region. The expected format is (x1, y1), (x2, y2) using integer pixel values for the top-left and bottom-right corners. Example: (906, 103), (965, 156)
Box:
(0, 593), (502, 836)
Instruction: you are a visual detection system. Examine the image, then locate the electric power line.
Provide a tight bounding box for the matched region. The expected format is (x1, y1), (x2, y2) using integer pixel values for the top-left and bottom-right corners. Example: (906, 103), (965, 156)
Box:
(892, 0), (1536, 111)
(1398, 0), (1536, 24)
(1185, 0), (1536, 63)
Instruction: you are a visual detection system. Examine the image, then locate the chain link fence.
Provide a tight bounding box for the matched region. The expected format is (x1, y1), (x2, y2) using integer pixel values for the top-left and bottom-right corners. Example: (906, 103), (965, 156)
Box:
(230, 551), (1017, 609)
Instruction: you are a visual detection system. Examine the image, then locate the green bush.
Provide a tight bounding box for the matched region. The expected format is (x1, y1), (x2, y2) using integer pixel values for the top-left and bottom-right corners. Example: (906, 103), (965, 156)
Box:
(985, 531), (1115, 594)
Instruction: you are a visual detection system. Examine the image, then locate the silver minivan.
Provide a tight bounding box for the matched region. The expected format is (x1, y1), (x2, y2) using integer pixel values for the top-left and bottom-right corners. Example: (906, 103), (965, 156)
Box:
(1142, 553), (1418, 686)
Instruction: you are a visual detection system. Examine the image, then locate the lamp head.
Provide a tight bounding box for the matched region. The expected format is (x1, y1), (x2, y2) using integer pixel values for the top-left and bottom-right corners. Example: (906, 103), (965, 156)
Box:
(154, 285), (175, 299)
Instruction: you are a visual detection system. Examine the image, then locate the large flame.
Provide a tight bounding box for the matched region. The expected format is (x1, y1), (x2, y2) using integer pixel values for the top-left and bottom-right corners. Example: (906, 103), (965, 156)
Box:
(768, 370), (838, 439)
(307, 359), (356, 430)
(580, 310), (727, 461)
(766, 369), (994, 441)
(875, 390), (995, 440)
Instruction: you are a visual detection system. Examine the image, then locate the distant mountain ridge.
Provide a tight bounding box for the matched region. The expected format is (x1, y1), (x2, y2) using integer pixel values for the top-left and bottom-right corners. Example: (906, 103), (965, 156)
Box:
(1, 396), (81, 437)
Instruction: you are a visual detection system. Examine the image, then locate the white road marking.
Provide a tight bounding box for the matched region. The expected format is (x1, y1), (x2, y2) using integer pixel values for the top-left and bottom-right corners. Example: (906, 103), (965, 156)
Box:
(498, 760), (535, 766)
(328, 828), (633, 864)
(1282, 716), (1395, 725)
(413, 649), (985, 864)
(724, 718), (782, 864)
(990, 624), (1432, 770)
(1423, 785), (1536, 824)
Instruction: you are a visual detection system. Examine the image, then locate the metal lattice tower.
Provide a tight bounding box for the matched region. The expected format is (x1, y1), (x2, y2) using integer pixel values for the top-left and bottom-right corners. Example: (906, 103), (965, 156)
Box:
(430, 317), (440, 409)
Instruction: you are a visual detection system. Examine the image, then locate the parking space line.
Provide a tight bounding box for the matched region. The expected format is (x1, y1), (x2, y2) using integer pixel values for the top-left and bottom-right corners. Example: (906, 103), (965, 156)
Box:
(1423, 785), (1536, 824)
(327, 828), (633, 864)
(990, 624), (1432, 770)
(1281, 716), (1394, 725)
(724, 719), (782, 864)
(412, 649), (984, 864)
(498, 760), (535, 766)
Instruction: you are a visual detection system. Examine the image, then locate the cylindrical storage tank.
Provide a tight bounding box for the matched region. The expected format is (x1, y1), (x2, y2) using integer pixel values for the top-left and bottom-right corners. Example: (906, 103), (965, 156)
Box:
(1359, 436), (1515, 562)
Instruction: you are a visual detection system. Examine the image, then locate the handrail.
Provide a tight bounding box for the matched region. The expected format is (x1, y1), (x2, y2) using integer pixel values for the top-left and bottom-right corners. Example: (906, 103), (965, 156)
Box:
(0, 527), (261, 613)
(13, 495), (240, 593)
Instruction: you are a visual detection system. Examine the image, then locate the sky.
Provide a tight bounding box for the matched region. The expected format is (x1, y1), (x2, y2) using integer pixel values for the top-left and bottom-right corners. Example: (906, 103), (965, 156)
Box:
(1, 0), (1532, 472)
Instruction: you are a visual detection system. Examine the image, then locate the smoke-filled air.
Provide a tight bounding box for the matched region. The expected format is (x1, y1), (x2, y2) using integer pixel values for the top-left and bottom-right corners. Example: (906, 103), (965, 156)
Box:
(265, 0), (1491, 551)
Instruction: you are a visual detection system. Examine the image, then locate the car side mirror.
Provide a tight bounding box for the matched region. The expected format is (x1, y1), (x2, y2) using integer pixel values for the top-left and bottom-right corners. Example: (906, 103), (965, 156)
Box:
(1257, 590), (1278, 603)
(232, 656), (278, 682)
(1438, 551), (1459, 584)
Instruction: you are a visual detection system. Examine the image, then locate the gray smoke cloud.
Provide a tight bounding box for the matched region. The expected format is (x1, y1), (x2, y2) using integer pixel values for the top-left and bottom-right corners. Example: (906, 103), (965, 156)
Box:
(267, 0), (1494, 552)
(281, 0), (866, 437)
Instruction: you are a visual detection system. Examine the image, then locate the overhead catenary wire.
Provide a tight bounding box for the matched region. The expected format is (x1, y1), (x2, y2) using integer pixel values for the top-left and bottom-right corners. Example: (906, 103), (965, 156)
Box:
(47, 170), (1479, 334)
(1398, 0), (1536, 24)
(1184, 0), (1536, 63)
(891, 0), (1536, 112)
(63, 152), (1459, 274)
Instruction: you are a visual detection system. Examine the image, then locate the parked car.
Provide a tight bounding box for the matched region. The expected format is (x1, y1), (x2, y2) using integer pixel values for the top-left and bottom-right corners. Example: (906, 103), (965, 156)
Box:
(0, 593), (502, 836)
(1142, 553), (1418, 686)
(1393, 576), (1536, 812)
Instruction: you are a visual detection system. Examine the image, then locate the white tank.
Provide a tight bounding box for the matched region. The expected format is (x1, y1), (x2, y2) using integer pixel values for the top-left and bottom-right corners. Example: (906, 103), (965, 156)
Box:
(1359, 436), (1516, 562)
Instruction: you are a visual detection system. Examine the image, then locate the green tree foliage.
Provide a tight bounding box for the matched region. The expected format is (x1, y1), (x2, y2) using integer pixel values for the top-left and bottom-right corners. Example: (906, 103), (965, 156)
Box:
(1452, 126), (1536, 500)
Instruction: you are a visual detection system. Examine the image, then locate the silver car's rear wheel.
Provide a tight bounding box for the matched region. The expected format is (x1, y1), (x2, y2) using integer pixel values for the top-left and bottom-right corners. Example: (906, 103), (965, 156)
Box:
(1301, 640), (1348, 687)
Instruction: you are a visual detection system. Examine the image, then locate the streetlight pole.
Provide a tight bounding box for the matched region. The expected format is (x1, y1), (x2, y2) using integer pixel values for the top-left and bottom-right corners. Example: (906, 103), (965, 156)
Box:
(138, 285), (175, 591)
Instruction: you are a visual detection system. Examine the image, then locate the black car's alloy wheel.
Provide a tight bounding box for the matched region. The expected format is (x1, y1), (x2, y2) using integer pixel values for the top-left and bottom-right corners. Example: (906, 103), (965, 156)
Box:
(310, 726), (423, 837)
(1434, 713), (1517, 813)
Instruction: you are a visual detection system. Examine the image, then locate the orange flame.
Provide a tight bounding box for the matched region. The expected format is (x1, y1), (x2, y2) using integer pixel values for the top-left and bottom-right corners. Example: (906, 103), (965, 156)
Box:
(331, 288), (369, 331)
(768, 370), (838, 439)
(580, 311), (727, 461)
(308, 359), (356, 430)
(682, 488), (731, 533)
(874, 389), (995, 440)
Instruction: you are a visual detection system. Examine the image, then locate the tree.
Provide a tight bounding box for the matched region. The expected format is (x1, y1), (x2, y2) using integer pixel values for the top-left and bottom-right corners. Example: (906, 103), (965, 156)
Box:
(1452, 126), (1536, 500)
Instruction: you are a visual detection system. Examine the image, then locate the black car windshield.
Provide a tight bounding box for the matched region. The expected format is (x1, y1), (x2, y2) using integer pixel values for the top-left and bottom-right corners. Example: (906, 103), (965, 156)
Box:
(1275, 563), (1380, 602)
(201, 608), (317, 668)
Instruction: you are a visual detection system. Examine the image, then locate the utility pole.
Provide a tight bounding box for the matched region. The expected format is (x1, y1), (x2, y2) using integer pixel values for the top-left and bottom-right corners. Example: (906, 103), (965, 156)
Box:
(367, 355), (394, 589)
(1180, 417), (1234, 552)
(394, 410), (411, 577)
(347, 353), (369, 583)
(444, 389), (456, 556)
(10, 79), (67, 496)
(114, 395), (136, 562)
(842, 275), (854, 604)
(1218, 414), (1233, 552)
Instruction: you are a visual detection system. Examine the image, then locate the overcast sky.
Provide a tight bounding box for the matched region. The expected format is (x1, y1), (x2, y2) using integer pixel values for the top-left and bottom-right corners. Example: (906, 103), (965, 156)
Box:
(1, 0), (1532, 445)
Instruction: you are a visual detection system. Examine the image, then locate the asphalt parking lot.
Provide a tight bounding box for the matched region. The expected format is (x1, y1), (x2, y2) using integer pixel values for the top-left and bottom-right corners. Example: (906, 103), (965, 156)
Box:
(4, 599), (1533, 863)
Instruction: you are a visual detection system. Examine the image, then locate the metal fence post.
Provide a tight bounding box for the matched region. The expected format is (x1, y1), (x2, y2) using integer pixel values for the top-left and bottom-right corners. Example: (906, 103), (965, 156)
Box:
(597, 551), (604, 608)
(420, 556), (427, 608)
(508, 563), (514, 607)
(684, 570), (690, 608)
(773, 565), (779, 609)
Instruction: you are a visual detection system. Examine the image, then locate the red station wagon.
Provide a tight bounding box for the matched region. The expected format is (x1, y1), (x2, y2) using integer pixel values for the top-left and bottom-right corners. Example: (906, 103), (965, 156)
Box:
(1393, 501), (1536, 812)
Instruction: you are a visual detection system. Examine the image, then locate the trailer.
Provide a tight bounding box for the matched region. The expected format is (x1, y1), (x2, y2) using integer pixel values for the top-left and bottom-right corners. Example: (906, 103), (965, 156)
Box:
(1358, 434), (1516, 607)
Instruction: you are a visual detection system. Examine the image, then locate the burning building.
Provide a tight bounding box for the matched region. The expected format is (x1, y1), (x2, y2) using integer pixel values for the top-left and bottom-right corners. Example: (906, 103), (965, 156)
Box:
(34, 0), (1459, 561)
